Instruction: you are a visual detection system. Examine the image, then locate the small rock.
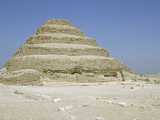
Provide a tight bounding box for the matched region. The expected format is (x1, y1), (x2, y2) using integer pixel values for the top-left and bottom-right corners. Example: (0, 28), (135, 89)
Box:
(40, 94), (52, 100)
(139, 105), (145, 109)
(81, 104), (89, 107)
(53, 98), (62, 103)
(65, 105), (73, 110)
(152, 103), (160, 107)
(130, 86), (134, 89)
(117, 102), (128, 107)
(112, 97), (119, 100)
(57, 105), (73, 112)
(106, 100), (113, 104)
(95, 116), (104, 120)
(57, 107), (65, 112)
(41, 81), (47, 85)
(70, 115), (76, 120)
(14, 90), (24, 95)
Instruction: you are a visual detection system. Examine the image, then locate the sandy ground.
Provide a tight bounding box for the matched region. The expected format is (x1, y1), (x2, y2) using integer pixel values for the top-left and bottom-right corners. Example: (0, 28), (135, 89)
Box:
(0, 82), (160, 120)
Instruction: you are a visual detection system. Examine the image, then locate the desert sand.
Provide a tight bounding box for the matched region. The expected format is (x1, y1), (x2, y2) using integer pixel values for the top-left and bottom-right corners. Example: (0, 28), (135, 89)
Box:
(0, 82), (160, 120)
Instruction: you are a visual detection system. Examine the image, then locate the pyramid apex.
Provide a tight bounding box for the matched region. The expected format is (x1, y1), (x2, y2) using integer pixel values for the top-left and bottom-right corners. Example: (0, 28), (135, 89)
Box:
(45, 19), (72, 26)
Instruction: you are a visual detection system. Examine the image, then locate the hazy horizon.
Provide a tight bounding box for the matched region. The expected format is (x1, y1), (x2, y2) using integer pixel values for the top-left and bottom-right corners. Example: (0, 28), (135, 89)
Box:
(0, 0), (160, 74)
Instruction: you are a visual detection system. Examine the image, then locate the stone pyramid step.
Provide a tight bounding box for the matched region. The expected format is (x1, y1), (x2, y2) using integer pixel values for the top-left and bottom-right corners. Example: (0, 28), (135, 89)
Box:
(15, 43), (109, 56)
(6, 55), (120, 74)
(26, 33), (98, 46)
(45, 19), (72, 26)
(36, 24), (84, 36)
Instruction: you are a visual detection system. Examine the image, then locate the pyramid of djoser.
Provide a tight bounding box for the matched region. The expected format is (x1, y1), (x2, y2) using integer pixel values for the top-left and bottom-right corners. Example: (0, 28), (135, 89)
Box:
(0, 19), (125, 85)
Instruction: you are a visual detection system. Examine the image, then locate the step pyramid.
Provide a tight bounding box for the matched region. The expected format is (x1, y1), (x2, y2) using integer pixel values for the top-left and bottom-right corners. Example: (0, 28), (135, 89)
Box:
(0, 19), (124, 85)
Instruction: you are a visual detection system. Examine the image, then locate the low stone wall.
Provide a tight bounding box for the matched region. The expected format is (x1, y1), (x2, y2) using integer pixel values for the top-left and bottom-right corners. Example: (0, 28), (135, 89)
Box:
(44, 73), (120, 83)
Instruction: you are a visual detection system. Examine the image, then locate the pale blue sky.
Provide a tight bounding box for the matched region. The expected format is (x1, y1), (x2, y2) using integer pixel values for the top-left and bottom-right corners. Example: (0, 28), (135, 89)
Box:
(0, 0), (160, 73)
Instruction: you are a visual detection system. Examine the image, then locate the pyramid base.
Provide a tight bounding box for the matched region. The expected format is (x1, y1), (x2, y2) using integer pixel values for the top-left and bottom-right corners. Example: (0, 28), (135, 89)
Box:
(0, 69), (124, 85)
(0, 69), (44, 85)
